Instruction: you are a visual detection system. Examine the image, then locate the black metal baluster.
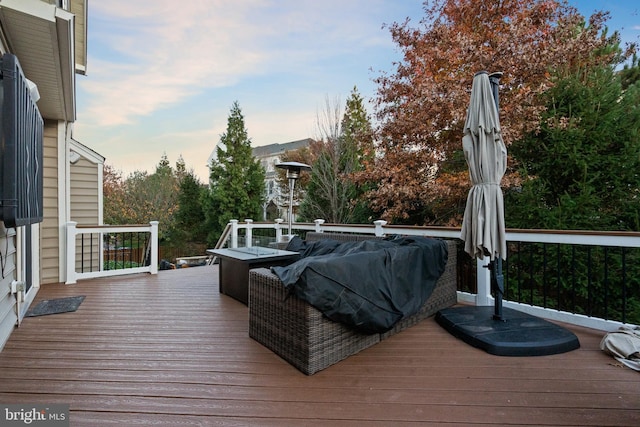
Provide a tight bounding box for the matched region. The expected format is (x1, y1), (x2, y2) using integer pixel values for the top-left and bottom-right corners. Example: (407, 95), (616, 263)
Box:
(81, 233), (85, 273)
(621, 247), (627, 324)
(587, 246), (592, 317)
(528, 243), (534, 305)
(543, 243), (548, 308)
(603, 246), (609, 320)
(118, 232), (122, 269)
(570, 246), (576, 313)
(517, 241), (523, 302)
(556, 243), (561, 311)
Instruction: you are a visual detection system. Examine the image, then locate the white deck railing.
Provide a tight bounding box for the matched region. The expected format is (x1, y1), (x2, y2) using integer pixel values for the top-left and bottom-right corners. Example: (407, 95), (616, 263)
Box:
(65, 221), (159, 284)
(224, 218), (640, 332)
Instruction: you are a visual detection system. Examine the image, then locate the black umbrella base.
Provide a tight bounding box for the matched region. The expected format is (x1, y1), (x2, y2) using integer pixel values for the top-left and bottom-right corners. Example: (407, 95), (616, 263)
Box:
(435, 306), (580, 356)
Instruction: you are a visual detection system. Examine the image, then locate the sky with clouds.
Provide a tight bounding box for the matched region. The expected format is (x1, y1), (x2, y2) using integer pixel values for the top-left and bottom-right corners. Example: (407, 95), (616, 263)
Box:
(73, 0), (640, 182)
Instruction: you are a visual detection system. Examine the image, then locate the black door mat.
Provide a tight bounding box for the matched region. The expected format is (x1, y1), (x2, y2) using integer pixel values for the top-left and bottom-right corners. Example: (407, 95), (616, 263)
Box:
(26, 296), (86, 317)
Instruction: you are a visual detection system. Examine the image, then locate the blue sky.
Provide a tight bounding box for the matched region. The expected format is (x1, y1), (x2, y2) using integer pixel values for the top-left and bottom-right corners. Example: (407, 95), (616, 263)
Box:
(73, 1), (640, 182)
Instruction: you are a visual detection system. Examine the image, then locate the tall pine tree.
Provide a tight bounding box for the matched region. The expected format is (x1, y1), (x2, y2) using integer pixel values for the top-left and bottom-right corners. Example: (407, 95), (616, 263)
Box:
(341, 86), (376, 223)
(203, 102), (265, 244)
(173, 171), (207, 244)
(507, 60), (640, 231)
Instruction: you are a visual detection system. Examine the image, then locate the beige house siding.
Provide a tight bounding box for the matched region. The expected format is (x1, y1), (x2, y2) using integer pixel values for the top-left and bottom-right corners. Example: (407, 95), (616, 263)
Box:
(41, 121), (60, 284)
(70, 0), (88, 75)
(70, 157), (99, 224)
(0, 226), (17, 351)
(70, 156), (101, 272)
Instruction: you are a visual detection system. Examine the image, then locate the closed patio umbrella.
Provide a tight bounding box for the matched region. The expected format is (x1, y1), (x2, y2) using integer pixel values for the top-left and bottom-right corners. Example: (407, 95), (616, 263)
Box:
(460, 71), (507, 320)
(460, 71), (507, 264)
(436, 71), (580, 356)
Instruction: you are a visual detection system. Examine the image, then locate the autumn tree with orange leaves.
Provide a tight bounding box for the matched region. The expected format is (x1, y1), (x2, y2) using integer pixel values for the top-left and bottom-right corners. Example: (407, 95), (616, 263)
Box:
(362, 0), (630, 225)
(103, 155), (182, 240)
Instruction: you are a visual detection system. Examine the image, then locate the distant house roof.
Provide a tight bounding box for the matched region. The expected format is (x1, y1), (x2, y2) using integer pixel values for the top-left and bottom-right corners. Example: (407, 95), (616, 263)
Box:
(252, 138), (313, 158)
(208, 138), (313, 167)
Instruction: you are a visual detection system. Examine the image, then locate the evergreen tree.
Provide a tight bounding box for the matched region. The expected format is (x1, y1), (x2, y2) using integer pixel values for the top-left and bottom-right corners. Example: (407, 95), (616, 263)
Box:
(204, 102), (265, 244)
(173, 171), (207, 244)
(507, 60), (640, 231)
(340, 86), (376, 223)
(157, 152), (171, 172)
(175, 155), (187, 181)
(620, 53), (640, 90)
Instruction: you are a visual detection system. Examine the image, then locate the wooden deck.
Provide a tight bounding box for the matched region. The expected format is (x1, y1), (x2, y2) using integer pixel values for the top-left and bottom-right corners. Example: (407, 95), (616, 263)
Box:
(0, 265), (638, 426)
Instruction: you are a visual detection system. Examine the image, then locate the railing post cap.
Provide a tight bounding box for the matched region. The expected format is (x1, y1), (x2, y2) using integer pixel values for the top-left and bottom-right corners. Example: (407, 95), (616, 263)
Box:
(230, 219), (239, 224)
(245, 219), (253, 223)
(275, 219), (284, 224)
(314, 219), (325, 224)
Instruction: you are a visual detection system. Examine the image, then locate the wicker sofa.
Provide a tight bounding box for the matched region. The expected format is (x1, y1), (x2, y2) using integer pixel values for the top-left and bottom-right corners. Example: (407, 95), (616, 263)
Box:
(248, 233), (458, 375)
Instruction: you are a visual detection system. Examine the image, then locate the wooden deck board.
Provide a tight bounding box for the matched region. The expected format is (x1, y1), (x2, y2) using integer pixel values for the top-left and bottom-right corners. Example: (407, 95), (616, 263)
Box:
(0, 265), (638, 426)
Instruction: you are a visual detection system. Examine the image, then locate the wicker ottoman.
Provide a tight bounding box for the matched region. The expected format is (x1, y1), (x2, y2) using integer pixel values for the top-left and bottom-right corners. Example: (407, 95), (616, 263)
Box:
(248, 238), (458, 375)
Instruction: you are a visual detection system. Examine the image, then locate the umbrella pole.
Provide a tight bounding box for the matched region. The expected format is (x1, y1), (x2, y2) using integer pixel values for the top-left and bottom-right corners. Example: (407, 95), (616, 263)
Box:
(490, 259), (505, 321)
(488, 71), (505, 321)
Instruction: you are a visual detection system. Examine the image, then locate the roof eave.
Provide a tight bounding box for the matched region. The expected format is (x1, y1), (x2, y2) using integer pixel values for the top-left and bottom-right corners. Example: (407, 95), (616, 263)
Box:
(0, 0), (76, 121)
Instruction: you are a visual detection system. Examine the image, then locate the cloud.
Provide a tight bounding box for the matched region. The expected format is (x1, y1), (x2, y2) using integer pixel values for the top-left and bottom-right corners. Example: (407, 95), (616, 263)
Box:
(82, 1), (272, 126)
(79, 0), (403, 127)
(74, 0), (425, 180)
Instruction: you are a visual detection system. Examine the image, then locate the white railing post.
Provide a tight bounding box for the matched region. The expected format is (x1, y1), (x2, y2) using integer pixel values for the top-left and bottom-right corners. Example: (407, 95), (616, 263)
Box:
(230, 219), (239, 248)
(149, 221), (159, 274)
(245, 219), (253, 247)
(274, 219), (284, 243)
(65, 221), (78, 284)
(314, 219), (325, 232)
(476, 258), (492, 306)
(374, 220), (387, 237)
